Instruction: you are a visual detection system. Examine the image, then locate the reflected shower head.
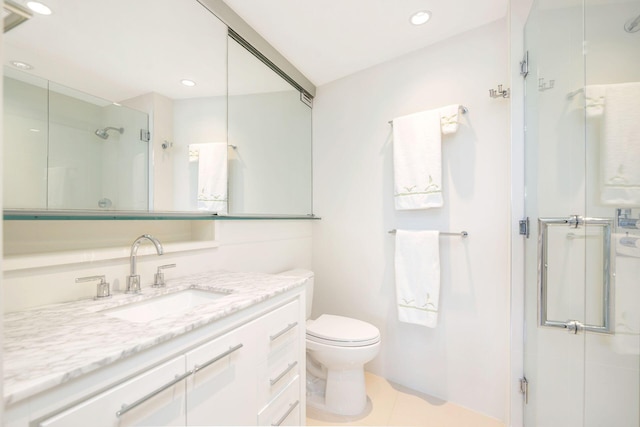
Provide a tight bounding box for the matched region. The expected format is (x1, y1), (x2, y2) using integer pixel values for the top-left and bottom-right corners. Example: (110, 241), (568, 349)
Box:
(95, 126), (124, 140)
(624, 14), (640, 33)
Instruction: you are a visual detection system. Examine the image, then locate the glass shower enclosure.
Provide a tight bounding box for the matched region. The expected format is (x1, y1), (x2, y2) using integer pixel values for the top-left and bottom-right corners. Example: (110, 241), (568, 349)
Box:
(523, 0), (640, 426)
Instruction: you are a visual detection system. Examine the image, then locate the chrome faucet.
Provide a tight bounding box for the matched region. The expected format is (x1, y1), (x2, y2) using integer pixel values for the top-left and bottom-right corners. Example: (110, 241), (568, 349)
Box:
(126, 234), (164, 294)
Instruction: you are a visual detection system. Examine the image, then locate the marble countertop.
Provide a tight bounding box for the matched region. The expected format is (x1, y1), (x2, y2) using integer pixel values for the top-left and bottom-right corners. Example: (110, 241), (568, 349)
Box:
(3, 270), (306, 405)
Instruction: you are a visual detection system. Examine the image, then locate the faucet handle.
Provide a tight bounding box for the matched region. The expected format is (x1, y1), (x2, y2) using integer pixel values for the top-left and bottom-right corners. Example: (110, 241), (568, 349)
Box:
(76, 275), (111, 299)
(153, 264), (176, 288)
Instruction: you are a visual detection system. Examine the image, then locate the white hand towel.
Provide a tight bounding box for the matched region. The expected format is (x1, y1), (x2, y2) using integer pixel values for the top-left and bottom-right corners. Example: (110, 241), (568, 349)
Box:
(393, 109), (443, 210)
(191, 142), (228, 213)
(394, 230), (441, 328)
(600, 82), (640, 205)
(439, 104), (460, 135)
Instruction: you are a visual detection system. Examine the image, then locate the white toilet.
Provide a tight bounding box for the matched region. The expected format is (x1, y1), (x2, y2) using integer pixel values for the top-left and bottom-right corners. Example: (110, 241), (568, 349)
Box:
(279, 269), (381, 416)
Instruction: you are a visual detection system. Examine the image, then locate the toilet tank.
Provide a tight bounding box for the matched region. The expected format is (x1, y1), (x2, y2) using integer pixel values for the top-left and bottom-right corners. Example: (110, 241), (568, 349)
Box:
(278, 269), (314, 319)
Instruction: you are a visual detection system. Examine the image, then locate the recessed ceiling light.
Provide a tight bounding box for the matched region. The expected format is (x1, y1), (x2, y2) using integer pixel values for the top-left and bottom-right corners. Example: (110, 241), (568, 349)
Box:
(29, 128), (41, 132)
(9, 60), (34, 70)
(26, 1), (52, 15)
(410, 10), (432, 26)
(181, 79), (196, 87)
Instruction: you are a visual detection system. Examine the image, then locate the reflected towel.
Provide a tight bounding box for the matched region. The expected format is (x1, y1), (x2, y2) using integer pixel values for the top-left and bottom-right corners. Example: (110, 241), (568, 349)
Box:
(600, 82), (640, 205)
(191, 143), (227, 213)
(612, 255), (640, 355)
(393, 109), (444, 210)
(394, 230), (441, 327)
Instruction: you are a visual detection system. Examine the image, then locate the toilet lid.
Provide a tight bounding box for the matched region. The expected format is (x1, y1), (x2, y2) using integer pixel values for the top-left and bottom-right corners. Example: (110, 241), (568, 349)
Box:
(306, 314), (380, 347)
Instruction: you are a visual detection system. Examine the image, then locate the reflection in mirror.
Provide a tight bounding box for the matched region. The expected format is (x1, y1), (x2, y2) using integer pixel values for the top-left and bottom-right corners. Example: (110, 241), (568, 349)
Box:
(4, 70), (150, 211)
(3, 0), (315, 218)
(188, 142), (227, 212)
(3, 0), (228, 215)
(227, 36), (313, 216)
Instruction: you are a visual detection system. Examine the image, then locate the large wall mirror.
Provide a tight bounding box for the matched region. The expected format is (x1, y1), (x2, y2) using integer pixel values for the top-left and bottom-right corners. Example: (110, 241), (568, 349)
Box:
(227, 35), (313, 216)
(3, 0), (313, 218)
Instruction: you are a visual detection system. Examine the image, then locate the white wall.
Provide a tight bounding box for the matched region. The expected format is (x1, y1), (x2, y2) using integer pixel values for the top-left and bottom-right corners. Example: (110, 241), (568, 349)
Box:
(312, 19), (510, 421)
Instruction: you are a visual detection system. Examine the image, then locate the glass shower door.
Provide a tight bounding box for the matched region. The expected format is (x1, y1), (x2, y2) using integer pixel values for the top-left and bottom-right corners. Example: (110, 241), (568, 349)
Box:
(524, 1), (589, 425)
(523, 0), (640, 426)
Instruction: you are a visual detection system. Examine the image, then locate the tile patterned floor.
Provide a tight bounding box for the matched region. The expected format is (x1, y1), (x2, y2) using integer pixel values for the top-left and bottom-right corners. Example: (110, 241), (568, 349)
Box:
(306, 372), (505, 427)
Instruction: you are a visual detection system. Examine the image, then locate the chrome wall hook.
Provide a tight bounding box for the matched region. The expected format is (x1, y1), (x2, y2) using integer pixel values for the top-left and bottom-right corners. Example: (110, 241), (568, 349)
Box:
(489, 84), (510, 98)
(538, 78), (555, 91)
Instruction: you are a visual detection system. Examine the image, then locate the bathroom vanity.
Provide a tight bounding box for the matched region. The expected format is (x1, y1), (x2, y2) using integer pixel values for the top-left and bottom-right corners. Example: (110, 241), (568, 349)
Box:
(3, 271), (307, 426)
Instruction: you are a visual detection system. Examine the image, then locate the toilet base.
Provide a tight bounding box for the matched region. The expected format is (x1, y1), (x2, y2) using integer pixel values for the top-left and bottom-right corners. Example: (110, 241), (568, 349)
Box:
(306, 365), (369, 416)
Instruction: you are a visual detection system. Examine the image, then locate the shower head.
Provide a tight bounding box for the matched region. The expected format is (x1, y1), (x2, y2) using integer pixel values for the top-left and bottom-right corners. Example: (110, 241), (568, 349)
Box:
(95, 126), (124, 140)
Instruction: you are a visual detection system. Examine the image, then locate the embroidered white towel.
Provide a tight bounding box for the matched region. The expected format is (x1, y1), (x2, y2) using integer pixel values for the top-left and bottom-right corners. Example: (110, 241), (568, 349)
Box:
(393, 109), (444, 210)
(394, 230), (441, 328)
(600, 82), (640, 205)
(192, 142), (228, 213)
(439, 104), (460, 134)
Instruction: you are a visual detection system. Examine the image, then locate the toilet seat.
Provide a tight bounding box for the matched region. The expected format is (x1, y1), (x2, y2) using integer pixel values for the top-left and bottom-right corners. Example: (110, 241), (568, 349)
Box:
(306, 314), (380, 347)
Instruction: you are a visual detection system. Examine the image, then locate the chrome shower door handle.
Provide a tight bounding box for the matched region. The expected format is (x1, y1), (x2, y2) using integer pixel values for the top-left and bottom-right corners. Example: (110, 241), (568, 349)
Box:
(538, 216), (614, 335)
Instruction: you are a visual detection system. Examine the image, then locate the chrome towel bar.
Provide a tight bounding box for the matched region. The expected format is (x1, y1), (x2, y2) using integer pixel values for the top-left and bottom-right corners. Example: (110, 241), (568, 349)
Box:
(388, 229), (468, 238)
(388, 105), (468, 124)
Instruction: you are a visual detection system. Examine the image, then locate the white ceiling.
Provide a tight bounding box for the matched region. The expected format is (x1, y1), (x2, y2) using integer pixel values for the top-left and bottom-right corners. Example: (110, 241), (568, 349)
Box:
(222, 0), (509, 86)
(3, 0), (509, 103)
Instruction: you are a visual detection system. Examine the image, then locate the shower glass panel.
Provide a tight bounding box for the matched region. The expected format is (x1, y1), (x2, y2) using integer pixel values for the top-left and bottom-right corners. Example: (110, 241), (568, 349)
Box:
(3, 71), (48, 209)
(3, 70), (150, 211)
(523, 0), (640, 426)
(48, 82), (150, 211)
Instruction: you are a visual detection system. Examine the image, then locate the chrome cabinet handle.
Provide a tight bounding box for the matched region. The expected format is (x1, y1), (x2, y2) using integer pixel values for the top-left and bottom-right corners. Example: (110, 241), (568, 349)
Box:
(270, 322), (298, 342)
(193, 343), (243, 374)
(269, 361), (298, 386)
(116, 370), (192, 418)
(271, 400), (300, 426)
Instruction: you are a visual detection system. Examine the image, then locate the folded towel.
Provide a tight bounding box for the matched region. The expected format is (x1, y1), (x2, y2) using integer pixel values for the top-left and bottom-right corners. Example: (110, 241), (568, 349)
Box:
(600, 82), (640, 205)
(439, 104), (460, 134)
(394, 230), (441, 327)
(585, 85), (606, 117)
(612, 256), (640, 355)
(190, 143), (228, 213)
(393, 109), (444, 210)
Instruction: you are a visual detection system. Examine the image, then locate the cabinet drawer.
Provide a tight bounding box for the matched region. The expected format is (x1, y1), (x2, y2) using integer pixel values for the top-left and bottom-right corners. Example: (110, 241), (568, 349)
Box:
(257, 376), (301, 426)
(256, 299), (300, 357)
(185, 322), (256, 426)
(39, 356), (186, 427)
(257, 340), (300, 407)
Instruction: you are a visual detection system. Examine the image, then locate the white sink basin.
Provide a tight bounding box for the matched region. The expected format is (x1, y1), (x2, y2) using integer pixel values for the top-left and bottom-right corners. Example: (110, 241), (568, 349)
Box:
(101, 289), (230, 323)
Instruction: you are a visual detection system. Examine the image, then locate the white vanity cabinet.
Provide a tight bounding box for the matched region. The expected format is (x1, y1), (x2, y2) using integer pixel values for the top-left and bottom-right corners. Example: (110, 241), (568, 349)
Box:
(184, 320), (256, 425)
(256, 300), (303, 425)
(16, 289), (306, 427)
(39, 356), (188, 427)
